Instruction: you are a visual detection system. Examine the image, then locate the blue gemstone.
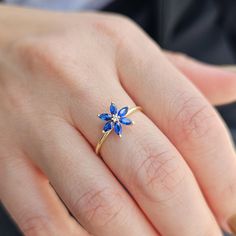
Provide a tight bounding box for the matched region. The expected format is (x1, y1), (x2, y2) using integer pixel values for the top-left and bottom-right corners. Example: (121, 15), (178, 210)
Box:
(118, 107), (128, 117)
(119, 117), (132, 125)
(98, 113), (112, 121)
(114, 122), (122, 136)
(110, 102), (117, 115)
(103, 121), (113, 132)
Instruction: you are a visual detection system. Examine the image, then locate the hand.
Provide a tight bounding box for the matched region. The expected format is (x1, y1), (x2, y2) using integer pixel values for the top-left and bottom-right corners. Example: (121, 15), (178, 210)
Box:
(0, 5), (236, 236)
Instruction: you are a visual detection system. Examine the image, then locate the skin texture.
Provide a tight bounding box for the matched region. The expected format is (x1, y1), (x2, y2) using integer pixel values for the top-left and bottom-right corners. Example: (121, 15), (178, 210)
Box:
(0, 5), (236, 236)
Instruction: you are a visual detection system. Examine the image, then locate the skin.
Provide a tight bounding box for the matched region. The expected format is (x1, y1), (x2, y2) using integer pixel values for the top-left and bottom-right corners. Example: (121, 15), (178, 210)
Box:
(0, 5), (236, 236)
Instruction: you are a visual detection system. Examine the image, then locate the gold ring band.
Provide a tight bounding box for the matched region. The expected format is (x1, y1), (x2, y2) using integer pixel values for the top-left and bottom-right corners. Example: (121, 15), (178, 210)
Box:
(96, 106), (142, 155)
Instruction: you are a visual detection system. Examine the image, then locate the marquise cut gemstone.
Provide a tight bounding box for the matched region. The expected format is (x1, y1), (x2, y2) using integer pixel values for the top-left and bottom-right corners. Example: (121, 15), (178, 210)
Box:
(103, 121), (113, 132)
(99, 103), (134, 137)
(98, 113), (112, 121)
(118, 107), (128, 117)
(114, 122), (122, 135)
(110, 102), (117, 115)
(119, 117), (132, 125)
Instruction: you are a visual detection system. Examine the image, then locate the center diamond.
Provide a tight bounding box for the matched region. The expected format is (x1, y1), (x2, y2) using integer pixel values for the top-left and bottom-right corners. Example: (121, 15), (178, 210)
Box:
(112, 114), (119, 123)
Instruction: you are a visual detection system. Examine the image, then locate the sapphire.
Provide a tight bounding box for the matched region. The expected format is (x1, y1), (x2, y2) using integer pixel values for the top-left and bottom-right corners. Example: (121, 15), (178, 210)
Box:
(98, 102), (134, 137)
(110, 102), (117, 115)
(118, 106), (128, 117)
(119, 117), (132, 125)
(103, 121), (113, 132)
(114, 122), (122, 136)
(98, 113), (112, 121)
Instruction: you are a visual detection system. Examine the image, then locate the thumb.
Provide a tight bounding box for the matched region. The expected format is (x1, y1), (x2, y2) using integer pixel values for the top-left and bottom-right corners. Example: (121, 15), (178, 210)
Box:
(165, 51), (236, 106)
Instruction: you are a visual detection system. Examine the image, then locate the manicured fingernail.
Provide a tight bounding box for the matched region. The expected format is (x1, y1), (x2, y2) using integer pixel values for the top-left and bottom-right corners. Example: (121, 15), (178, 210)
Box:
(221, 65), (236, 73)
(228, 214), (236, 235)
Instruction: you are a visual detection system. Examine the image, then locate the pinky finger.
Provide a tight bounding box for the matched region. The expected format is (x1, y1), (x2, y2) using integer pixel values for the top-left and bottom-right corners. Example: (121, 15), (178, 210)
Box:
(0, 154), (89, 236)
(165, 51), (236, 106)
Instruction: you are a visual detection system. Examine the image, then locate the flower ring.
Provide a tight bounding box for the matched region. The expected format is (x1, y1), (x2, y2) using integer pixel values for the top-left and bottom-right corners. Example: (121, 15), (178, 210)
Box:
(98, 102), (134, 137)
(95, 102), (142, 155)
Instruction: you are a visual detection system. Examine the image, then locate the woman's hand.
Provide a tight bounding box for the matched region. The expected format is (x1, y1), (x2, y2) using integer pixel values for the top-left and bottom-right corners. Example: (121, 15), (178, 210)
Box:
(0, 5), (236, 236)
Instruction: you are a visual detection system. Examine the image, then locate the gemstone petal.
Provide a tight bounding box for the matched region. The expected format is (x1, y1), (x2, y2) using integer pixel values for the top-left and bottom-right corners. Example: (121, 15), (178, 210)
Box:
(98, 113), (112, 121)
(119, 117), (132, 125)
(114, 122), (122, 136)
(110, 102), (117, 115)
(118, 107), (128, 117)
(103, 121), (113, 132)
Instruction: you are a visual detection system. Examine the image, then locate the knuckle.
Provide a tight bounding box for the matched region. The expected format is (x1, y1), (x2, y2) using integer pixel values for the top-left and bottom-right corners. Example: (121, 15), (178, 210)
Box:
(20, 214), (51, 236)
(93, 14), (137, 35)
(12, 36), (85, 101)
(72, 187), (125, 227)
(172, 92), (219, 141)
(90, 17), (118, 42)
(2, 85), (30, 115)
(91, 14), (140, 46)
(110, 14), (138, 32)
(20, 210), (76, 236)
(13, 36), (63, 76)
(15, 37), (48, 60)
(130, 137), (185, 203)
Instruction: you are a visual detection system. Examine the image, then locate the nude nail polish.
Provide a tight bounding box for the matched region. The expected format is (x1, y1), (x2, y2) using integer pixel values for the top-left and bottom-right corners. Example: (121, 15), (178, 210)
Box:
(228, 214), (236, 235)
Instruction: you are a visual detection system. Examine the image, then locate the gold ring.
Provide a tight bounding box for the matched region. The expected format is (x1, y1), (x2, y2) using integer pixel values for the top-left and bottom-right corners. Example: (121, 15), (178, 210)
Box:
(96, 103), (142, 155)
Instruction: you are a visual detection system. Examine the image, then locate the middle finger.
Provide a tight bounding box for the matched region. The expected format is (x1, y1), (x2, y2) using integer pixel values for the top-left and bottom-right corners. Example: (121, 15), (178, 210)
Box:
(25, 119), (157, 236)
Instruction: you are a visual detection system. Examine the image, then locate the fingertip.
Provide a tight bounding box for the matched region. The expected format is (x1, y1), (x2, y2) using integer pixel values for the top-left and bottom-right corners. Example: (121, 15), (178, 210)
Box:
(165, 51), (236, 105)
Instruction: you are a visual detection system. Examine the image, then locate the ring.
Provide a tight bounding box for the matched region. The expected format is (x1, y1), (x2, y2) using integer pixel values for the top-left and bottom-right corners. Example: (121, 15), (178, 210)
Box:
(96, 102), (142, 155)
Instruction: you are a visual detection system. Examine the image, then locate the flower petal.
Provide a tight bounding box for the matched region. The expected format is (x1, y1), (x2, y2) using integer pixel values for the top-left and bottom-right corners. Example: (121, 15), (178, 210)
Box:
(114, 122), (122, 136)
(119, 117), (132, 125)
(110, 102), (117, 115)
(118, 106), (128, 117)
(98, 113), (112, 121)
(103, 121), (113, 132)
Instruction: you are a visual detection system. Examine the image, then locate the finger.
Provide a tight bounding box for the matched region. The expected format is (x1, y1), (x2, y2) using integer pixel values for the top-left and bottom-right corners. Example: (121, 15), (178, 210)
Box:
(0, 152), (88, 236)
(24, 120), (158, 236)
(70, 79), (222, 235)
(117, 31), (236, 232)
(165, 51), (236, 106)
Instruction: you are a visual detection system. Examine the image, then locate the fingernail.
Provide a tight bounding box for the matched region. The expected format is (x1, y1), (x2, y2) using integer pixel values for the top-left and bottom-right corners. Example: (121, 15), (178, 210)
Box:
(228, 214), (236, 235)
(221, 65), (236, 73)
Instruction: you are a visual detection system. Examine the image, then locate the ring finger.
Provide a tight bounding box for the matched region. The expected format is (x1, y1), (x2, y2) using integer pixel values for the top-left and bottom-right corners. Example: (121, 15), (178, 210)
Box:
(71, 77), (222, 236)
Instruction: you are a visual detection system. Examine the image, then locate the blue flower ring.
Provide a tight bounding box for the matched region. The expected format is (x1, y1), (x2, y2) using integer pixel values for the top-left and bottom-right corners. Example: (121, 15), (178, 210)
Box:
(95, 102), (142, 155)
